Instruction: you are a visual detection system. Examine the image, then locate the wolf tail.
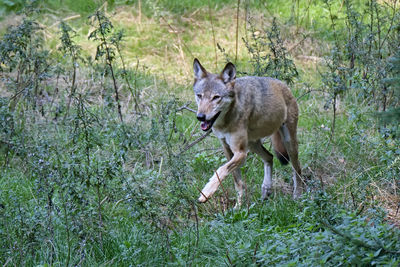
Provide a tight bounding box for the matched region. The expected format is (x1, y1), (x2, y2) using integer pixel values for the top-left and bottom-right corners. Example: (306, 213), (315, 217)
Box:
(271, 132), (289, 165)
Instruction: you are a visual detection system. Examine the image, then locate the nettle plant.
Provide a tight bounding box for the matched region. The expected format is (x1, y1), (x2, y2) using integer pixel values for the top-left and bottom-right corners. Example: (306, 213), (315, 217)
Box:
(243, 17), (298, 85)
(88, 11), (124, 121)
(0, 18), (52, 113)
(88, 11), (141, 120)
(59, 21), (82, 118)
(320, 0), (400, 138)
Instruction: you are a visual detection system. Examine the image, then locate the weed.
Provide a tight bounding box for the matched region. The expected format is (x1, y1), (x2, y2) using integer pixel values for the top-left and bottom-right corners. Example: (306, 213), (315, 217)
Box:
(59, 21), (82, 119)
(244, 17), (298, 84)
(0, 18), (52, 112)
(88, 11), (123, 122)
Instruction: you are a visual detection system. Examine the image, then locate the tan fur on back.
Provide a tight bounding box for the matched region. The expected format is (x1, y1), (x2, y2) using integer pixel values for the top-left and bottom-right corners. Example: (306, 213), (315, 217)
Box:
(213, 77), (296, 140)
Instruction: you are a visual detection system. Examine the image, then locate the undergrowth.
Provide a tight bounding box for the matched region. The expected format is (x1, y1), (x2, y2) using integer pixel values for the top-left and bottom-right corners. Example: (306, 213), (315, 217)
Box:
(0, 1), (399, 266)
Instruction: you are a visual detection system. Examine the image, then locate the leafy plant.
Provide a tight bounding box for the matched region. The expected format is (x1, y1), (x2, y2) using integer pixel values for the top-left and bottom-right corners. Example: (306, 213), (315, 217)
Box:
(0, 18), (52, 112)
(110, 29), (141, 112)
(59, 21), (82, 118)
(0, 0), (27, 13)
(380, 49), (400, 134)
(88, 11), (124, 122)
(243, 17), (298, 85)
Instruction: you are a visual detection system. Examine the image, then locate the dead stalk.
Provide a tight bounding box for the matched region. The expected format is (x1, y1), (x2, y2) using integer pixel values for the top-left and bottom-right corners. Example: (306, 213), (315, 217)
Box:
(208, 0), (218, 71)
(215, 171), (229, 207)
(178, 130), (211, 155)
(235, 0), (241, 63)
(196, 186), (209, 202)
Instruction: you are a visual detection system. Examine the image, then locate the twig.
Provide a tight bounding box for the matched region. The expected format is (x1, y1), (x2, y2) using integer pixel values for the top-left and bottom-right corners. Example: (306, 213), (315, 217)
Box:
(288, 33), (309, 53)
(196, 186), (209, 203)
(356, 204), (365, 216)
(380, 0), (398, 49)
(50, 14), (81, 28)
(2, 257), (12, 267)
(226, 249), (233, 266)
(245, 178), (250, 213)
(215, 170), (229, 206)
(296, 89), (325, 102)
(350, 191), (357, 209)
(179, 106), (196, 113)
(253, 242), (259, 263)
(191, 202), (200, 246)
(177, 102), (196, 113)
(178, 130), (211, 155)
(296, 55), (324, 63)
(115, 40), (140, 113)
(235, 0), (241, 63)
(208, 0), (218, 71)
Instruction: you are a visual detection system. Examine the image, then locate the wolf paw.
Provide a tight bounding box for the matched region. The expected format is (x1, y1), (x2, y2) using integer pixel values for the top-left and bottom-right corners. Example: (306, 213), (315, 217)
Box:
(198, 179), (219, 203)
(198, 194), (208, 203)
(261, 186), (272, 200)
(293, 186), (304, 200)
(233, 201), (241, 209)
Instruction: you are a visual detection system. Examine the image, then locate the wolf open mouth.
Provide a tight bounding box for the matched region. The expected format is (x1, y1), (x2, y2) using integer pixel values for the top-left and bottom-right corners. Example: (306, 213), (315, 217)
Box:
(200, 112), (221, 131)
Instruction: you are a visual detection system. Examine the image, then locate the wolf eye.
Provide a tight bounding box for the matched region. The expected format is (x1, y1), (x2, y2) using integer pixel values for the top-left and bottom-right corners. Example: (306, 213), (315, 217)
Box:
(196, 94), (202, 99)
(212, 95), (221, 101)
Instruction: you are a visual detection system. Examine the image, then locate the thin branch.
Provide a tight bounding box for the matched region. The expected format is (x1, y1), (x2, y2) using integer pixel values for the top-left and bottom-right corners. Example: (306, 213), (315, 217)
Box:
(253, 242), (259, 264)
(226, 249), (233, 266)
(288, 33), (310, 53)
(178, 130), (211, 155)
(235, 0), (241, 63)
(208, 0), (218, 71)
(215, 170), (229, 204)
(177, 104), (196, 113)
(379, 0), (398, 49)
(296, 89), (326, 102)
(196, 186), (209, 202)
(50, 15), (81, 28)
(191, 202), (200, 246)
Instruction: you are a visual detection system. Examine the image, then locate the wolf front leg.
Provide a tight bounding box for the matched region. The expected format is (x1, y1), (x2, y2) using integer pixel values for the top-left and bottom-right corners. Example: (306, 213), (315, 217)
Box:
(220, 139), (245, 208)
(198, 149), (247, 203)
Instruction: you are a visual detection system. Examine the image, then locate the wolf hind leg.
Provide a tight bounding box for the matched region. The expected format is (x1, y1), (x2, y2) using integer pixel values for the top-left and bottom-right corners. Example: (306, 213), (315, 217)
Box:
(279, 123), (304, 198)
(249, 140), (274, 200)
(233, 169), (244, 208)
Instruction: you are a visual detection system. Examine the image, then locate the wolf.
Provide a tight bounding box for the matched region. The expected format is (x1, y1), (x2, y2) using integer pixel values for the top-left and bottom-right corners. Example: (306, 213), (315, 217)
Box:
(192, 58), (305, 207)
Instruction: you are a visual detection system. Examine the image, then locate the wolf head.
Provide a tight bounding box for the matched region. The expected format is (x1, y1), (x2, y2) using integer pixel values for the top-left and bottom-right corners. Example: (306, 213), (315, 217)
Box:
(193, 58), (236, 131)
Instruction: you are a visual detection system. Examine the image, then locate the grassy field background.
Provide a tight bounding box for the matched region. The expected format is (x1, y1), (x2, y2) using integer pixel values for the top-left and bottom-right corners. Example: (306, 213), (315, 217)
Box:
(0, 0), (399, 265)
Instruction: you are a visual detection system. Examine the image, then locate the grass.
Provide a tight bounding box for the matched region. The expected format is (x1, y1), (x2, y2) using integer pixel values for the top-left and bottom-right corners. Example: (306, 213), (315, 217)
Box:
(0, 0), (399, 265)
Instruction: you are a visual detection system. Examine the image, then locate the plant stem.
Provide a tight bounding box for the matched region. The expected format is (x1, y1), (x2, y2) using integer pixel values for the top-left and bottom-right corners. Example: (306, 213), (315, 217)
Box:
(115, 41), (140, 113)
(208, 0), (218, 71)
(95, 12), (123, 122)
(235, 0), (241, 64)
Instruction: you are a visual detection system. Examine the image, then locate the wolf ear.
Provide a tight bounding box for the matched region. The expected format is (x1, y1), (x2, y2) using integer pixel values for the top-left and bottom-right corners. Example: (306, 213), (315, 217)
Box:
(193, 58), (207, 80)
(221, 62), (236, 83)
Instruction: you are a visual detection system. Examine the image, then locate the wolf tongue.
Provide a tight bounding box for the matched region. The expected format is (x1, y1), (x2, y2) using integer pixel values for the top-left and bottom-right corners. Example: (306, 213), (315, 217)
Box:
(201, 121), (210, 131)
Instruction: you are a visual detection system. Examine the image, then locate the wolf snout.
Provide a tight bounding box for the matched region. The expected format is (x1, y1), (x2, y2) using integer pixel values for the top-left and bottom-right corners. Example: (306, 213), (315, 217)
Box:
(196, 113), (206, 121)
